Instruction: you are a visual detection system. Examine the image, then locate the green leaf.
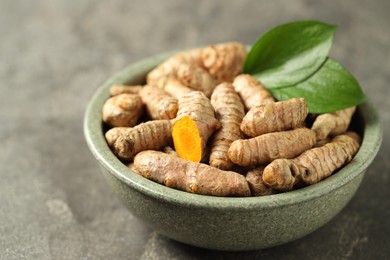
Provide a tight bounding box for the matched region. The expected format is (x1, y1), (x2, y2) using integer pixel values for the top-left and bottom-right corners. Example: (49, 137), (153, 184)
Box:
(243, 20), (337, 88)
(270, 58), (366, 113)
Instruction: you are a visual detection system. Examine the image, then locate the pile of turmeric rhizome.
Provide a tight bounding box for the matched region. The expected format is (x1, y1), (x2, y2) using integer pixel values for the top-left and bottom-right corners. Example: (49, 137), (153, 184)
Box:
(102, 42), (360, 197)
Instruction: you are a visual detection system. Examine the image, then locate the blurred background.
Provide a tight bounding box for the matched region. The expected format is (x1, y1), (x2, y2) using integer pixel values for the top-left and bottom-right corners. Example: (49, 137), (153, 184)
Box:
(0, 0), (389, 259)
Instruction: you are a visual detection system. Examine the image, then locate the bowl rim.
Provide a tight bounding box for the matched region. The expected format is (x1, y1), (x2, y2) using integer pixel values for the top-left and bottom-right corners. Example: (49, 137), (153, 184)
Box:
(84, 50), (383, 209)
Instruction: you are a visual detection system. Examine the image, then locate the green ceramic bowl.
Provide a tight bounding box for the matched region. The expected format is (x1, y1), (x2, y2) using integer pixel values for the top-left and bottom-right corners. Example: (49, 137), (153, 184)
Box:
(83, 51), (382, 251)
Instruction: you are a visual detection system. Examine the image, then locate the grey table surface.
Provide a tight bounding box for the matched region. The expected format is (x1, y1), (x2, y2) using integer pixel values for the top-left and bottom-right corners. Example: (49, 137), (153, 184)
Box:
(1, 0), (389, 259)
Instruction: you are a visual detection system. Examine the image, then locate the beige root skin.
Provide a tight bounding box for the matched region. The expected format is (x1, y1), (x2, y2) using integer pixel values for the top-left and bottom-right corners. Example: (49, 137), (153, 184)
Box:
(201, 42), (247, 82)
(262, 132), (361, 191)
(102, 94), (144, 127)
(133, 151), (251, 197)
(127, 162), (140, 174)
(172, 91), (221, 162)
(147, 49), (203, 84)
(241, 98), (308, 137)
(209, 83), (245, 170)
(313, 138), (331, 148)
(147, 51), (218, 98)
(246, 167), (275, 196)
(139, 85), (178, 120)
(311, 106), (356, 141)
(105, 120), (172, 161)
(163, 146), (178, 157)
(179, 48), (204, 66)
(147, 42), (247, 97)
(176, 61), (219, 97)
(146, 56), (182, 86)
(228, 128), (316, 167)
(105, 127), (128, 147)
(155, 77), (193, 99)
(109, 85), (143, 96)
(233, 74), (275, 111)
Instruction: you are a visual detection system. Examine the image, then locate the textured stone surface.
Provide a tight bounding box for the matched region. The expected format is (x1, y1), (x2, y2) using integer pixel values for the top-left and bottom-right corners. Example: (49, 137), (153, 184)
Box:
(0, 0), (389, 259)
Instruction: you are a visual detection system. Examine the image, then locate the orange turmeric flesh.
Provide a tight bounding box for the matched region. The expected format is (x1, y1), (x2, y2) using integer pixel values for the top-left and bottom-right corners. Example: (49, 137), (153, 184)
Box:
(172, 116), (202, 162)
(172, 91), (220, 162)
